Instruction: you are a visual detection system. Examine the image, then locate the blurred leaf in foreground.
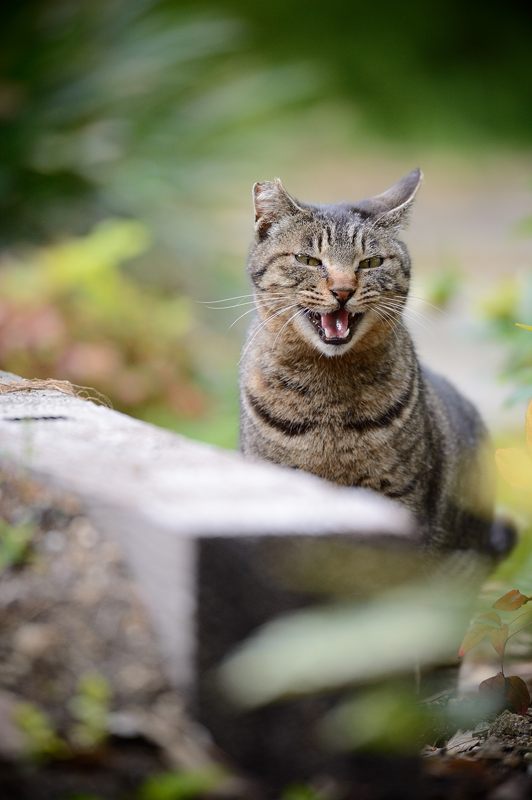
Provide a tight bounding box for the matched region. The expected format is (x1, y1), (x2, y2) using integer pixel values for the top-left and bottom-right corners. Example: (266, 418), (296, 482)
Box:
(218, 574), (473, 709)
(496, 400), (532, 495)
(319, 684), (436, 754)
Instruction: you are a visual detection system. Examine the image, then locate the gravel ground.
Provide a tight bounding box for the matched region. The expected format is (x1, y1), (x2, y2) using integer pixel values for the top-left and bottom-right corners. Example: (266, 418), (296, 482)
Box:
(0, 466), (229, 799)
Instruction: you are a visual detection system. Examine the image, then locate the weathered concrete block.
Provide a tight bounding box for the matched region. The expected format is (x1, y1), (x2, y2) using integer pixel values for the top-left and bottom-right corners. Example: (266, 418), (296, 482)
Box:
(0, 376), (417, 778)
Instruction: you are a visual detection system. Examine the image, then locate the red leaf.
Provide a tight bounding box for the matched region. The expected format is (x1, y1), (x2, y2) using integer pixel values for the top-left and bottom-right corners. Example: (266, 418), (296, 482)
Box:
(493, 590), (530, 611)
(458, 624), (492, 657)
(489, 624), (509, 657)
(479, 672), (506, 695)
(479, 672), (531, 716)
(506, 676), (531, 715)
(479, 672), (507, 713)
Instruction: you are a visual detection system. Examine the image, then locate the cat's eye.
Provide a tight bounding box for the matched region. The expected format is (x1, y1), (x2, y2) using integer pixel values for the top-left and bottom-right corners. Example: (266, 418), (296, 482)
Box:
(359, 256), (384, 269)
(295, 253), (322, 267)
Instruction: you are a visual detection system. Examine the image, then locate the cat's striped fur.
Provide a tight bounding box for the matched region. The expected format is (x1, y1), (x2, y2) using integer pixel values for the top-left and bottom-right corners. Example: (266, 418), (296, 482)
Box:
(239, 170), (511, 556)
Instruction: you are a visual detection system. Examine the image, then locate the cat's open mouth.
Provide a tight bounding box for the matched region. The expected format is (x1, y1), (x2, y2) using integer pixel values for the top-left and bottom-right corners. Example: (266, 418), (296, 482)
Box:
(306, 309), (365, 345)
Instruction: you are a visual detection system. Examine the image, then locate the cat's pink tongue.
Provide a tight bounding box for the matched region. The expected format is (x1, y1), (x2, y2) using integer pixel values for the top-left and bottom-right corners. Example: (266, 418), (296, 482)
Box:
(320, 309), (350, 339)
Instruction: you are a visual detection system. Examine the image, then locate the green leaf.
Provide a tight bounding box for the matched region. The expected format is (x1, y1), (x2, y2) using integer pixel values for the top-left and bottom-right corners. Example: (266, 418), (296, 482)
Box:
(138, 770), (225, 800)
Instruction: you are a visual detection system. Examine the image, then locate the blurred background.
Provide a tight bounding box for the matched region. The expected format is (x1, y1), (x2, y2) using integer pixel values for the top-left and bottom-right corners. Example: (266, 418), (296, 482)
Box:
(2, 1), (532, 778)
(0, 0), (531, 449)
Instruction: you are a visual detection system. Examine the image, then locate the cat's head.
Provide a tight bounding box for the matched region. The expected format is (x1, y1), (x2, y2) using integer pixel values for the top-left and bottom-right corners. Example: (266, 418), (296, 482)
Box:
(248, 169), (422, 357)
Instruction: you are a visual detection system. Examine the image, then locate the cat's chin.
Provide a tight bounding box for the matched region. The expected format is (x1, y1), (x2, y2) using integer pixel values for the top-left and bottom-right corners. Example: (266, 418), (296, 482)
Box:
(297, 309), (368, 357)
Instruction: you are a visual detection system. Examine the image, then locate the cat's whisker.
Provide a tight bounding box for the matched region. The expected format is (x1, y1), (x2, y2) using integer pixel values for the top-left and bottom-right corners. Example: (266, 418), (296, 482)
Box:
(239, 306), (297, 364)
(386, 293), (446, 322)
(198, 292), (284, 304)
(408, 294), (448, 316)
(379, 303), (432, 335)
(397, 304), (435, 328)
(204, 294), (291, 311)
(229, 300), (289, 328)
(372, 313), (399, 347)
(371, 306), (402, 345)
(229, 306), (260, 328)
(239, 303), (301, 365)
(198, 294), (256, 304)
(273, 308), (306, 348)
(206, 298), (288, 311)
(378, 299), (434, 330)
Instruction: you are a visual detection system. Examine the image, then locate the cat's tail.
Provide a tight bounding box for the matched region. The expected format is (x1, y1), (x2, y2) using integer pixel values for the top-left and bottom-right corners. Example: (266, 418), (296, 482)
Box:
(486, 515), (518, 561)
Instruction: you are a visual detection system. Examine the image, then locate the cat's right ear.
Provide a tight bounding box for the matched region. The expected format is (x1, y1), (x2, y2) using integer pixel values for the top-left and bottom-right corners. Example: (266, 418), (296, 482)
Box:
(356, 168), (423, 230)
(252, 179), (303, 239)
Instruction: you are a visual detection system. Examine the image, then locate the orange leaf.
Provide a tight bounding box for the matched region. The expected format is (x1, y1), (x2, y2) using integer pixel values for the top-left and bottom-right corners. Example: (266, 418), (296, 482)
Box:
(477, 611), (502, 627)
(458, 623), (492, 657)
(489, 624), (509, 657)
(493, 589), (530, 611)
(506, 676), (531, 715)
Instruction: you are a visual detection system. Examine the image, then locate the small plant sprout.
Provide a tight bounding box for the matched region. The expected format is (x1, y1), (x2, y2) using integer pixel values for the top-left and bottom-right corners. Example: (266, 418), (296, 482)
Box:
(459, 589), (532, 715)
(14, 702), (69, 761)
(68, 672), (111, 750)
(0, 520), (35, 571)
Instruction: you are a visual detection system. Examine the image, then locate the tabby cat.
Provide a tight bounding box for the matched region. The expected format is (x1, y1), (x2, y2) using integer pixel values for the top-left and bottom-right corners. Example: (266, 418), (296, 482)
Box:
(239, 169), (512, 556)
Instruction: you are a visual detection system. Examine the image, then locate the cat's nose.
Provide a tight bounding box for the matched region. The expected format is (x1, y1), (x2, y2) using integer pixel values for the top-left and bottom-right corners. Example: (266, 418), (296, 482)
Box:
(331, 287), (354, 304)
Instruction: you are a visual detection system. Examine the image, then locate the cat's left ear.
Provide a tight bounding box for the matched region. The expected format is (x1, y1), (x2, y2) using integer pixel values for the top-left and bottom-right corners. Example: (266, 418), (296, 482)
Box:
(356, 168), (423, 229)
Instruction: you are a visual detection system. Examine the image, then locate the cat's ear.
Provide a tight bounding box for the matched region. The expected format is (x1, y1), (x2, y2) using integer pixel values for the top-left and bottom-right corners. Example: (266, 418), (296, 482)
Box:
(356, 168), (423, 229)
(252, 179), (303, 239)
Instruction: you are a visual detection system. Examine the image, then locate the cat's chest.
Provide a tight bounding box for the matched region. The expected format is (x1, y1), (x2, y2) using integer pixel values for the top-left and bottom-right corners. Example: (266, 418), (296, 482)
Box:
(242, 366), (403, 483)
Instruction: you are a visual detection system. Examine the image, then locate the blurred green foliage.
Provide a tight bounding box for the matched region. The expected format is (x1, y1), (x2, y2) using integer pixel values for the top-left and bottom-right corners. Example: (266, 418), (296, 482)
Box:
(480, 273), (532, 406)
(0, 220), (210, 423)
(68, 673), (111, 750)
(2, 1), (530, 249)
(208, 0), (532, 147)
(422, 264), (463, 310)
(320, 684), (438, 754)
(281, 784), (325, 800)
(0, 0), (316, 265)
(138, 769), (225, 800)
(0, 520), (35, 571)
(14, 701), (69, 761)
